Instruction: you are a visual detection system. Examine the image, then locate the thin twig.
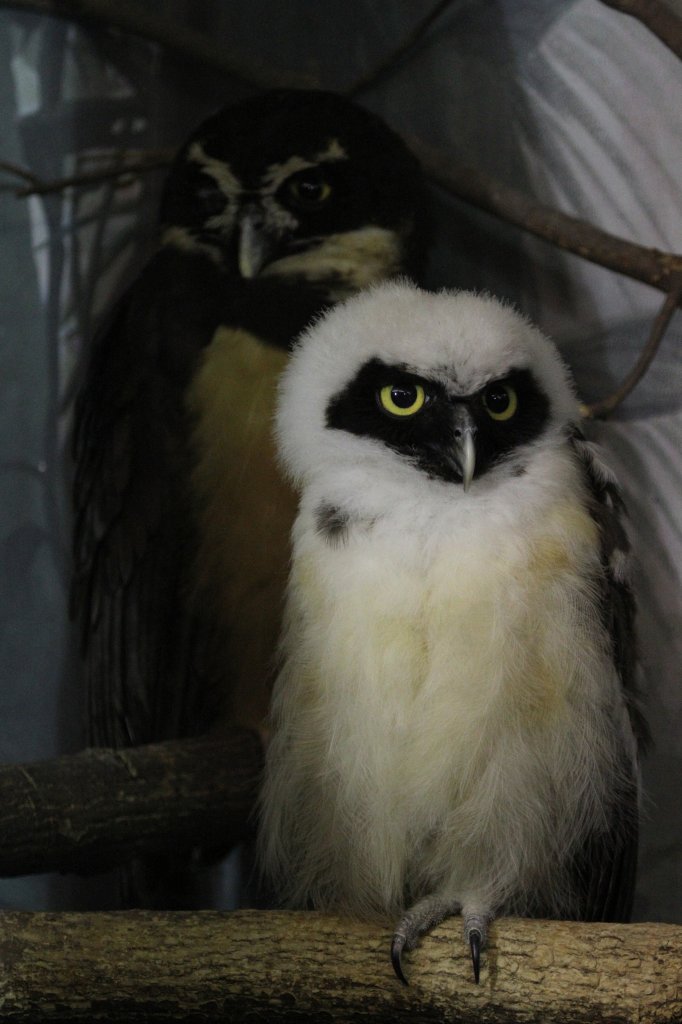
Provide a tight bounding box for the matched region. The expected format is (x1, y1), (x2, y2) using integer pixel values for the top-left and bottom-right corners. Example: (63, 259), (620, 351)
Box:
(0, 159), (42, 189)
(0, 154), (172, 196)
(598, 0), (682, 60)
(346, 0), (457, 97)
(581, 273), (682, 419)
(408, 136), (682, 299)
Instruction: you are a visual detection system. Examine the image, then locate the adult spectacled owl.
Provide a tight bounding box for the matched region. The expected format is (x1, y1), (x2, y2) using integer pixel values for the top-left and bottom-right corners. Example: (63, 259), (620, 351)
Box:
(71, 90), (428, 904)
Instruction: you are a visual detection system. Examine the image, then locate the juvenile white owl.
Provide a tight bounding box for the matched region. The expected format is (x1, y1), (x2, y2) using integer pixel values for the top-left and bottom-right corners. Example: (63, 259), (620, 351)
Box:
(259, 281), (646, 984)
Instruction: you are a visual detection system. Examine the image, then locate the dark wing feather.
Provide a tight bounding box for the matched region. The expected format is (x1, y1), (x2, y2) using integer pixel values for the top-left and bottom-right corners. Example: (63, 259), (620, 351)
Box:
(72, 247), (230, 748)
(72, 244), (338, 750)
(569, 766), (640, 923)
(566, 426), (648, 923)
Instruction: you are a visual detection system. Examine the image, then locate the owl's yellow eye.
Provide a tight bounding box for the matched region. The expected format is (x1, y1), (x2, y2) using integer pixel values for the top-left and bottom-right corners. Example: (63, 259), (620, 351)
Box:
(287, 173), (332, 208)
(482, 382), (518, 421)
(378, 383), (426, 417)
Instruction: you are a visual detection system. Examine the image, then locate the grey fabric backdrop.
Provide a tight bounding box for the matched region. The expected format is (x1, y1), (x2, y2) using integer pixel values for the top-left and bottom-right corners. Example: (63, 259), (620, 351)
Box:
(0, 0), (680, 920)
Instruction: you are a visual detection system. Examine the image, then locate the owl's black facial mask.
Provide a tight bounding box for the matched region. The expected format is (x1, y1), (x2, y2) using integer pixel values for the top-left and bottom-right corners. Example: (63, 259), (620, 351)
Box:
(325, 358), (550, 486)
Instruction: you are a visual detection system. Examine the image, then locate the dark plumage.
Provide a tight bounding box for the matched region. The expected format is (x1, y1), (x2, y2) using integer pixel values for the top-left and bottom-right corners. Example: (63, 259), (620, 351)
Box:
(71, 90), (428, 904)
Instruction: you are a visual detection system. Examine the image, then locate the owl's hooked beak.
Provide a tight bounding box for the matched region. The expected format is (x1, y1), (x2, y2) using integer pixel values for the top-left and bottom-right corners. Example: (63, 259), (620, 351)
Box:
(449, 406), (477, 492)
(238, 206), (276, 278)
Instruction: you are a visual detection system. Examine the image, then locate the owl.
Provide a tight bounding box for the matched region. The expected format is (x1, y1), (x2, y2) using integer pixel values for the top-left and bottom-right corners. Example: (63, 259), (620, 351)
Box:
(72, 90), (427, 904)
(259, 281), (647, 983)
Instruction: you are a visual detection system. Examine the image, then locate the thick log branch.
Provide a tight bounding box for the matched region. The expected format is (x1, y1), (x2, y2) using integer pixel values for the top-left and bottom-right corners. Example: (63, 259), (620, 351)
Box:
(0, 729), (263, 876)
(0, 910), (678, 1022)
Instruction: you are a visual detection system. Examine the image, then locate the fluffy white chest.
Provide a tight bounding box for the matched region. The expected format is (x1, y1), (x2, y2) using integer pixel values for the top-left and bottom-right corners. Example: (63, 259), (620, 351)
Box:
(265, 482), (622, 916)
(289, 494), (602, 751)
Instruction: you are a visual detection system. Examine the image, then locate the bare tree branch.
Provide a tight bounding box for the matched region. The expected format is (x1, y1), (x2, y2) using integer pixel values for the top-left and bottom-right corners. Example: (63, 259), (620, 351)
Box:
(0, 910), (679, 1022)
(7, 0), (681, 99)
(346, 0), (457, 97)
(0, 729), (263, 876)
(582, 273), (682, 418)
(5, 144), (682, 312)
(598, 0), (682, 60)
(0, 153), (172, 196)
(6, 140), (681, 425)
(1, 0), (314, 90)
(4, 0), (465, 101)
(0, 158), (43, 189)
(408, 136), (682, 300)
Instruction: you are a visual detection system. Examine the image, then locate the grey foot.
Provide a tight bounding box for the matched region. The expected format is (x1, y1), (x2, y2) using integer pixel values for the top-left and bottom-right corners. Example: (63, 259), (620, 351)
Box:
(391, 894), (461, 985)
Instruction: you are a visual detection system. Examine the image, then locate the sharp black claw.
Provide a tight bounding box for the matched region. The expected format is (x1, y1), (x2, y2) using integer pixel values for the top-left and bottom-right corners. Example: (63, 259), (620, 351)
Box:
(391, 936), (409, 986)
(469, 929), (481, 984)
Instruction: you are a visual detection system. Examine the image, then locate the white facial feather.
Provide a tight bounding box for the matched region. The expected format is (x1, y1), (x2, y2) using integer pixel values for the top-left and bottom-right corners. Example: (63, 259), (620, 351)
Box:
(260, 282), (638, 928)
(276, 281), (577, 498)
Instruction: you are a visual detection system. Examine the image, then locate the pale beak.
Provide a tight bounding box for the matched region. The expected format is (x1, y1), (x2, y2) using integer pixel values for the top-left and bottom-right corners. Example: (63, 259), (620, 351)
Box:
(450, 406), (477, 492)
(237, 206), (273, 278)
(459, 429), (476, 492)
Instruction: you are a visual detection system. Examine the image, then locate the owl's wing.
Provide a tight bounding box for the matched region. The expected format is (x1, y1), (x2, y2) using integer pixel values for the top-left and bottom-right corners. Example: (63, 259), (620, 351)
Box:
(566, 427), (649, 923)
(72, 248), (230, 748)
(72, 248), (335, 749)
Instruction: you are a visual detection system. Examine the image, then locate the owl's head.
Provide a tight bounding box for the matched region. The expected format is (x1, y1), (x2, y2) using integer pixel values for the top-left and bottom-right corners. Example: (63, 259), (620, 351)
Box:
(276, 281), (578, 502)
(159, 90), (428, 292)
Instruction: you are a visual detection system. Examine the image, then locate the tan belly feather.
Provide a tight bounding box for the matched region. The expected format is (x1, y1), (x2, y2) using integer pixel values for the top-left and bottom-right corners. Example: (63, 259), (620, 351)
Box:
(186, 326), (297, 728)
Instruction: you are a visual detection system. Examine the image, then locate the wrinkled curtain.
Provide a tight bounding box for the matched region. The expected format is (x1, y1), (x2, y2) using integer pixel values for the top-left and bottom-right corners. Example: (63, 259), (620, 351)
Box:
(0, 0), (680, 919)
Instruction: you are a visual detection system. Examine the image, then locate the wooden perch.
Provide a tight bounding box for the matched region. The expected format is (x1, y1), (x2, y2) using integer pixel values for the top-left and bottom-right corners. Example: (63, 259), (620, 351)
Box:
(0, 728), (263, 876)
(0, 910), (679, 1022)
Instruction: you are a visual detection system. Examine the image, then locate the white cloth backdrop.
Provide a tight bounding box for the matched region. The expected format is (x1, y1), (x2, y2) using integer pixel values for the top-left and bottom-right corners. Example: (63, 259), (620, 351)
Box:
(0, 0), (679, 920)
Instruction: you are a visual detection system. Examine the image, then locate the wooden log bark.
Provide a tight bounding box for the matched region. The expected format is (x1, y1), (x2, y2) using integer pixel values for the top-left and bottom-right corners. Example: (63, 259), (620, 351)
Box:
(0, 729), (263, 876)
(0, 910), (678, 1022)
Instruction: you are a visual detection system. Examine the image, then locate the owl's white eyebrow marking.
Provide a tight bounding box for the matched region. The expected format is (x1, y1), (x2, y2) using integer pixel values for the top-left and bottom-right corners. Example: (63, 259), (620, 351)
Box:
(188, 140), (242, 197)
(187, 138), (348, 202)
(261, 139), (348, 194)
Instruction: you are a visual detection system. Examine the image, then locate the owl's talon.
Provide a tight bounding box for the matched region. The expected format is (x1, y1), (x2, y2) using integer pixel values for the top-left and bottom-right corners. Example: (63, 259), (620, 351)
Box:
(389, 895), (462, 985)
(469, 928), (481, 984)
(463, 912), (489, 984)
(391, 933), (409, 985)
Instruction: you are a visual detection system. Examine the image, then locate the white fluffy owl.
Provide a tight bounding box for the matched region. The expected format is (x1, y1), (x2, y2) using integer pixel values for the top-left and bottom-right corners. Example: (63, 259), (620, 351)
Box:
(258, 281), (646, 983)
